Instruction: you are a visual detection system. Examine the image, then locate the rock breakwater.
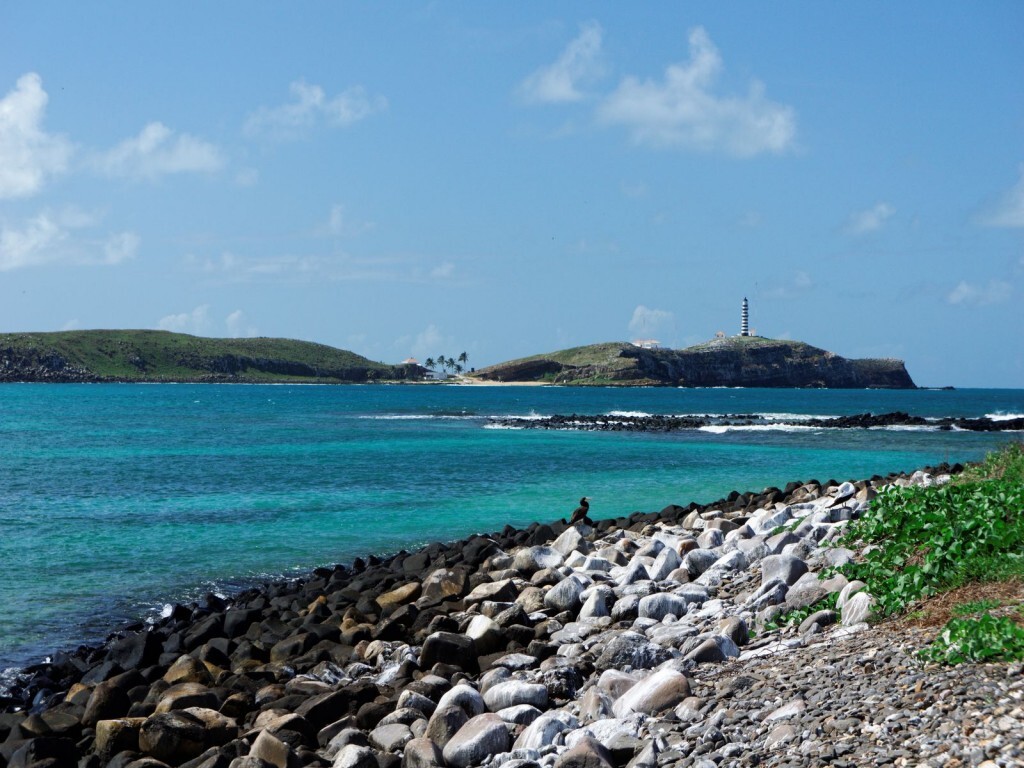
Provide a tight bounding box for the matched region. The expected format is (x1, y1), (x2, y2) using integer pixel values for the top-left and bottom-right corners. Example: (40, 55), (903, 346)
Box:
(2, 464), (1021, 768)
(488, 412), (1024, 433)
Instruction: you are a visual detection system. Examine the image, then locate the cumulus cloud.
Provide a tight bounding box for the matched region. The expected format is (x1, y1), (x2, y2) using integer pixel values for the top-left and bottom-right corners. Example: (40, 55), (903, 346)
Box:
(225, 310), (258, 338)
(518, 21), (604, 104)
(845, 202), (895, 234)
(628, 305), (674, 338)
(158, 305), (211, 335)
(404, 323), (456, 362)
(94, 122), (224, 180)
(979, 165), (1024, 228)
(320, 204), (375, 237)
(430, 261), (455, 279)
(245, 80), (387, 138)
(0, 73), (74, 198)
(764, 270), (814, 300)
(0, 208), (138, 271)
(598, 27), (795, 156)
(947, 280), (1012, 307)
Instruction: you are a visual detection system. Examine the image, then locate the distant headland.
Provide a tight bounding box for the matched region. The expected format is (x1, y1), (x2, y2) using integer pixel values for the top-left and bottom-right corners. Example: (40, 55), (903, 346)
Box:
(0, 330), (423, 384)
(472, 337), (916, 389)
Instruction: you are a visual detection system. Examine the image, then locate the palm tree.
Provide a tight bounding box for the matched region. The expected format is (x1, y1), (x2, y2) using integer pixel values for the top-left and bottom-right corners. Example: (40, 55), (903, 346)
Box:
(454, 363), (464, 375)
(458, 351), (468, 368)
(424, 357), (435, 371)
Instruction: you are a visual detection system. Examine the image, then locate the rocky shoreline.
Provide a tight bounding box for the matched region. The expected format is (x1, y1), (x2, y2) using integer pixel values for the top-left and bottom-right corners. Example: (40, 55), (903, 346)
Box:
(3, 463), (1022, 768)
(488, 412), (1024, 433)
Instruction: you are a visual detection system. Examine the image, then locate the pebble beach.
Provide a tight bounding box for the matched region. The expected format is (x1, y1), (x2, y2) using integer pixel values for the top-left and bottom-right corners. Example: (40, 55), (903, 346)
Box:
(3, 462), (1021, 768)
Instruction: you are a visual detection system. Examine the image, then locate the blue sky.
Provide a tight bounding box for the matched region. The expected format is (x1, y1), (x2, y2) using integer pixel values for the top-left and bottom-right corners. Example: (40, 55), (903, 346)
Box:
(1, 3), (1021, 387)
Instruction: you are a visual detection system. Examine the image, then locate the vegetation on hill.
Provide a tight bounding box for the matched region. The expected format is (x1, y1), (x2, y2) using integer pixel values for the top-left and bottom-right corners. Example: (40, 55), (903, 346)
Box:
(0, 330), (423, 383)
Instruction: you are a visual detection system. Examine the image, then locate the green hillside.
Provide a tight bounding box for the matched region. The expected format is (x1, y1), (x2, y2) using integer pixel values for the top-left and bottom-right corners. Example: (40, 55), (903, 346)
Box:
(0, 330), (423, 383)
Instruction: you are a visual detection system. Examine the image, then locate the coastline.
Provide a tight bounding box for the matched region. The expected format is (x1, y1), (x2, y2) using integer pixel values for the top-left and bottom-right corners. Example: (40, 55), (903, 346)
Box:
(3, 460), (1020, 767)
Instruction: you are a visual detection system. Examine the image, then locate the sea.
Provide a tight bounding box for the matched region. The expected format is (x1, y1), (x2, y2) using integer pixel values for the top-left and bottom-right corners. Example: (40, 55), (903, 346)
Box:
(1, 383), (1022, 684)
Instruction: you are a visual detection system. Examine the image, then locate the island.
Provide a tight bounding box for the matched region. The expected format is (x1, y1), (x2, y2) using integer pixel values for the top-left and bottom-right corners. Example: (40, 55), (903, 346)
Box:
(0, 330), (425, 384)
(472, 336), (916, 388)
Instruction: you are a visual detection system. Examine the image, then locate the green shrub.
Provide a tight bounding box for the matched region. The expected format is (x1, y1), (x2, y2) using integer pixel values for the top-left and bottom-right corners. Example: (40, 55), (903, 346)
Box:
(918, 613), (1024, 664)
(839, 479), (1024, 616)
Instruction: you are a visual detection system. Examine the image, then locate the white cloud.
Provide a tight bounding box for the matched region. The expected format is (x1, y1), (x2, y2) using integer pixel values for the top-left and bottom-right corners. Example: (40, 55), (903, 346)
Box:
(764, 270), (814, 300)
(430, 261), (455, 279)
(0, 73), (74, 199)
(225, 310), (258, 338)
(979, 165), (1024, 228)
(628, 305), (674, 338)
(845, 202), (895, 234)
(947, 280), (1012, 307)
(405, 323), (455, 362)
(598, 27), (796, 156)
(245, 80), (387, 138)
(94, 122), (224, 180)
(320, 204), (375, 237)
(519, 21), (604, 104)
(235, 167), (259, 187)
(158, 305), (211, 335)
(0, 208), (138, 271)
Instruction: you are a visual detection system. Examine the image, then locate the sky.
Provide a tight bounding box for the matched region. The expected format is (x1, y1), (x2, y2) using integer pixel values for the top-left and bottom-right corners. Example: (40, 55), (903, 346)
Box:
(1, 3), (1022, 388)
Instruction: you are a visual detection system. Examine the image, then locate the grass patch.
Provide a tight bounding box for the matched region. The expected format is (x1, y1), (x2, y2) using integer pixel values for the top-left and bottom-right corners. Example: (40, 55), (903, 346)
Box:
(839, 442), (1024, 663)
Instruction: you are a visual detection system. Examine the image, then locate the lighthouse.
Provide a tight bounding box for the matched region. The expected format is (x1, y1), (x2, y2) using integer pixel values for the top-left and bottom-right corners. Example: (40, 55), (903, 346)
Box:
(741, 297), (750, 337)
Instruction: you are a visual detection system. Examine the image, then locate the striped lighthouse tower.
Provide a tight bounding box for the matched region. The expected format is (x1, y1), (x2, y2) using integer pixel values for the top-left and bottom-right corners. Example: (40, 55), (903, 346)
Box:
(741, 297), (749, 337)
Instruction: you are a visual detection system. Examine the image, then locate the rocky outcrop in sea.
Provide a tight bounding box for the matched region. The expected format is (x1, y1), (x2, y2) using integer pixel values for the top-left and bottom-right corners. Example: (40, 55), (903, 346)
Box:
(488, 412), (1024, 433)
(2, 465), (1021, 768)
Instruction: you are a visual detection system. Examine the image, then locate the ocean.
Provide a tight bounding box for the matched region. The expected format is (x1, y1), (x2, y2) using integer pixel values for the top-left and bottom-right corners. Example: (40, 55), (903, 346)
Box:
(0, 383), (1021, 681)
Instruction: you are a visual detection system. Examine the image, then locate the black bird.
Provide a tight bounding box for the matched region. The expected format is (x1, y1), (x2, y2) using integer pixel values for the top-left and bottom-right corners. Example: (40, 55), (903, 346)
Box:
(569, 496), (592, 525)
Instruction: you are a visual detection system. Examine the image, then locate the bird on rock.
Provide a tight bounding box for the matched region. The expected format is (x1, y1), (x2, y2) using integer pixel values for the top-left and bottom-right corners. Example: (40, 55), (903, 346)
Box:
(569, 496), (592, 525)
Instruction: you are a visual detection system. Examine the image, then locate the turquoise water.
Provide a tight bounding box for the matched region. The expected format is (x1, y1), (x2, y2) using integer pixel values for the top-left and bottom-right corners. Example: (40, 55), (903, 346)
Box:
(0, 383), (1021, 674)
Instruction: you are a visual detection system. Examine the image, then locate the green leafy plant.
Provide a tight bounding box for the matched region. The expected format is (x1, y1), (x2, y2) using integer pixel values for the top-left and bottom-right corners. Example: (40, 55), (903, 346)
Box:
(918, 613), (1024, 664)
(838, 479), (1024, 616)
(950, 599), (1003, 618)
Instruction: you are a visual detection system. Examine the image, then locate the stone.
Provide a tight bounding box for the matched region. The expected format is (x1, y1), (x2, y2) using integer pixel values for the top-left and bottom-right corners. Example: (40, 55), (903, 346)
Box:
(682, 549), (719, 578)
(514, 713), (571, 750)
(799, 609), (837, 634)
(465, 615), (505, 655)
(683, 635), (740, 665)
(544, 575), (588, 614)
(637, 592), (696, 621)
(419, 632), (478, 673)
(760, 554), (809, 586)
(482, 681), (548, 712)
(94, 718), (146, 762)
(578, 588), (611, 620)
(841, 591), (876, 625)
(495, 704), (542, 725)
(552, 527), (590, 556)
(463, 579), (518, 605)
(611, 669), (691, 717)
(441, 713), (511, 768)
(138, 708), (237, 764)
(594, 631), (672, 672)
(764, 724), (797, 749)
(376, 583), (422, 611)
(332, 744), (379, 768)
(647, 547), (682, 581)
(553, 734), (615, 768)
(420, 568), (468, 604)
(402, 737), (444, 768)
(83, 679), (132, 726)
(716, 616), (749, 647)
(155, 683), (219, 714)
(369, 723), (413, 752)
(248, 729), (292, 768)
(435, 685), (486, 718)
(424, 705), (468, 747)
(513, 546), (564, 573)
(163, 655), (213, 686)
